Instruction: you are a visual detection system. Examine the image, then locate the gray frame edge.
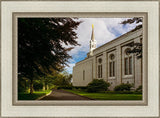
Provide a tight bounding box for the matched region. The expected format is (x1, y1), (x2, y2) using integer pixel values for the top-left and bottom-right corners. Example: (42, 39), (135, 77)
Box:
(0, 0), (159, 118)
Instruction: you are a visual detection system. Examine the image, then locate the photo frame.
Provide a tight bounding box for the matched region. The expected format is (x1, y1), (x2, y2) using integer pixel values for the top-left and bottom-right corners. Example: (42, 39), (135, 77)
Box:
(13, 12), (147, 106)
(1, 0), (159, 117)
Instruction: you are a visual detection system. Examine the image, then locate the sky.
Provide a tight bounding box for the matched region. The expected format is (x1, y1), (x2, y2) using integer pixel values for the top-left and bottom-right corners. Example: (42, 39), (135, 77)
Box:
(64, 18), (138, 74)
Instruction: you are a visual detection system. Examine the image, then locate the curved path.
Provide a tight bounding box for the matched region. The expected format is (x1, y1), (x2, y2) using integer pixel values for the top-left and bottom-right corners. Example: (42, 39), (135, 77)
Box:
(40, 89), (92, 100)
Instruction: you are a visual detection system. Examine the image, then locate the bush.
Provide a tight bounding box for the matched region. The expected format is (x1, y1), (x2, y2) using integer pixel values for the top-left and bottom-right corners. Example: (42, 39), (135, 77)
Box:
(18, 77), (29, 93)
(73, 86), (87, 90)
(18, 86), (26, 93)
(86, 79), (110, 93)
(33, 82), (43, 91)
(57, 85), (73, 90)
(114, 83), (132, 91)
(136, 85), (142, 92)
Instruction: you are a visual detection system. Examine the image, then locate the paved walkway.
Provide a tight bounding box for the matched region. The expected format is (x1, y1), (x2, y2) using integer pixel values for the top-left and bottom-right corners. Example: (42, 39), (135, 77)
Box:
(39, 89), (92, 100)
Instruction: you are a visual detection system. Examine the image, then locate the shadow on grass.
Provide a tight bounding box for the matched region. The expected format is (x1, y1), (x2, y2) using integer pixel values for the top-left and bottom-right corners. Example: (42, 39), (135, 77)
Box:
(18, 90), (51, 100)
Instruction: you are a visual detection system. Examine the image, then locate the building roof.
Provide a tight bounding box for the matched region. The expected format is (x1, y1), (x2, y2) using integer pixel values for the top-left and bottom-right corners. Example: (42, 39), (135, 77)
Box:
(87, 27), (142, 55)
(76, 27), (142, 65)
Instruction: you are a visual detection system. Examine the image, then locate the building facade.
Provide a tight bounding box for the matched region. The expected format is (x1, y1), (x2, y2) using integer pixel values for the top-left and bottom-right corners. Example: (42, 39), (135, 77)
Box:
(72, 26), (142, 90)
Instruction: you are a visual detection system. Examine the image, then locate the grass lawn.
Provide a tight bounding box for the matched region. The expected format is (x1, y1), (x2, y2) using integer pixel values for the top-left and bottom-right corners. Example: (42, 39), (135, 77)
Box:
(64, 89), (142, 100)
(18, 90), (51, 100)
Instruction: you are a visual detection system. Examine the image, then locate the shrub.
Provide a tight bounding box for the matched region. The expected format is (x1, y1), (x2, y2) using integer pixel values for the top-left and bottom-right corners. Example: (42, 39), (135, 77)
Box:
(74, 86), (87, 90)
(18, 86), (26, 93)
(57, 85), (73, 90)
(114, 83), (132, 91)
(33, 82), (43, 91)
(49, 85), (58, 90)
(86, 79), (110, 93)
(18, 77), (29, 92)
(136, 85), (142, 92)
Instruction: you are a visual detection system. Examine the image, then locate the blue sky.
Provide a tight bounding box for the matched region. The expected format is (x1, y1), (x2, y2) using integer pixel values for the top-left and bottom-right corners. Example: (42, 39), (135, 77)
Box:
(64, 18), (138, 74)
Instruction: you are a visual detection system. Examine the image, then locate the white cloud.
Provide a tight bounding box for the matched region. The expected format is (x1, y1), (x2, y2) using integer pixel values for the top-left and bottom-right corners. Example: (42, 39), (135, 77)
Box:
(64, 63), (75, 73)
(68, 18), (137, 56)
(64, 18), (138, 74)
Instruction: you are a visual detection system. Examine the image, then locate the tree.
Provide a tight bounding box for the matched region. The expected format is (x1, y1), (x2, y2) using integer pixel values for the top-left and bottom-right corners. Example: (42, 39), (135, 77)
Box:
(52, 71), (72, 87)
(18, 18), (81, 94)
(121, 17), (142, 59)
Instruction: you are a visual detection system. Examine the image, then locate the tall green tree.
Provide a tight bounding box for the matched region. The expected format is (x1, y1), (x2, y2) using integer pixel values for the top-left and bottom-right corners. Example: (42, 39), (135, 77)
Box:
(52, 72), (72, 87)
(18, 18), (81, 94)
(121, 17), (142, 59)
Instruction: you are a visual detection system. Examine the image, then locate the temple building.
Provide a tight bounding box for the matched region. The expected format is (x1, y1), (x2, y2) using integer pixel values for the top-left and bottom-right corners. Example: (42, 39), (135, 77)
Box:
(72, 25), (142, 90)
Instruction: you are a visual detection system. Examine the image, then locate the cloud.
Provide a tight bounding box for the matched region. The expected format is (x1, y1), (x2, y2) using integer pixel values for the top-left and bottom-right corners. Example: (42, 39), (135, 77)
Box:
(68, 18), (137, 56)
(64, 63), (75, 74)
(64, 18), (138, 74)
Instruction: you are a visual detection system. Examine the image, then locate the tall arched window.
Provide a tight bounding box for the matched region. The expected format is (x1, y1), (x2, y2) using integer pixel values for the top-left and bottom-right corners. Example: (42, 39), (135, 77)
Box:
(109, 54), (115, 77)
(98, 58), (102, 78)
(83, 70), (85, 80)
(124, 48), (132, 75)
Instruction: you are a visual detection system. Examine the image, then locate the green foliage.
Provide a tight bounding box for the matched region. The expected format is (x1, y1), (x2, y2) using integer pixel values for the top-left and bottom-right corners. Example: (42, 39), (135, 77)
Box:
(105, 91), (141, 94)
(114, 83), (132, 91)
(57, 86), (73, 90)
(18, 77), (30, 92)
(121, 17), (142, 31)
(86, 79), (110, 93)
(73, 86), (87, 90)
(18, 18), (81, 94)
(49, 85), (58, 90)
(125, 42), (142, 59)
(18, 18), (81, 78)
(18, 90), (51, 100)
(121, 17), (142, 59)
(18, 80), (26, 92)
(53, 72), (72, 87)
(136, 85), (142, 92)
(33, 81), (43, 91)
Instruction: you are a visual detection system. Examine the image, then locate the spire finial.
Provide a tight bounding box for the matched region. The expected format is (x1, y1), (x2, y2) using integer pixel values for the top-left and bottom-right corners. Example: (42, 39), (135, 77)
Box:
(92, 24), (94, 29)
(91, 24), (95, 41)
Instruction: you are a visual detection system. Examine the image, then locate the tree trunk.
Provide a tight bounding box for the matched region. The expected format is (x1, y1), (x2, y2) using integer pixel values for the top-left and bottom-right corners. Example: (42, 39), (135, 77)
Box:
(43, 82), (45, 91)
(44, 81), (48, 90)
(46, 85), (49, 90)
(30, 79), (34, 94)
(45, 83), (47, 90)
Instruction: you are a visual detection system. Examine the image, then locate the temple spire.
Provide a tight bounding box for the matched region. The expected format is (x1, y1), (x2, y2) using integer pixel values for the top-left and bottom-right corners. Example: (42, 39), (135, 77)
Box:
(89, 24), (96, 56)
(91, 24), (95, 41)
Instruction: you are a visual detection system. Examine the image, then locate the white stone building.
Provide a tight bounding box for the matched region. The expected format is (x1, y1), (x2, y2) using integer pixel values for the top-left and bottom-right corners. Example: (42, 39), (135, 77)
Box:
(72, 25), (142, 90)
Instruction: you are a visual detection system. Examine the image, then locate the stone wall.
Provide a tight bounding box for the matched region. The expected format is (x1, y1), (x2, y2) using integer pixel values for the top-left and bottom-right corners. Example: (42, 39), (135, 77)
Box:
(72, 58), (93, 86)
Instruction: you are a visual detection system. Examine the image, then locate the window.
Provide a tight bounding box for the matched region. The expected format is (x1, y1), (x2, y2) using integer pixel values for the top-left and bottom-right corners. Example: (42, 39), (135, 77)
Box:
(125, 58), (128, 75)
(83, 70), (85, 80)
(129, 57), (132, 74)
(100, 65), (102, 78)
(98, 58), (102, 78)
(98, 58), (102, 63)
(98, 65), (100, 78)
(98, 64), (102, 78)
(109, 54), (115, 77)
(109, 62), (112, 77)
(124, 49), (133, 75)
(113, 61), (115, 76)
